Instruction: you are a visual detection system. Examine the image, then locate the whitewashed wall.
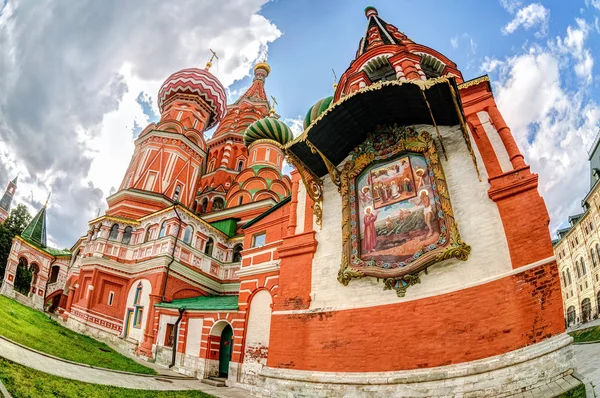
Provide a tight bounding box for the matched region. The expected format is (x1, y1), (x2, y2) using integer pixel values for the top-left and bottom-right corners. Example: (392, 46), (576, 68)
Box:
(124, 279), (151, 342)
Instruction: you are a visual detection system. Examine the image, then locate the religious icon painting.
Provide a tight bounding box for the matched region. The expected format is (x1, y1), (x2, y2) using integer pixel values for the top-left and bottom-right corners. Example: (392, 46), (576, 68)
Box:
(338, 125), (471, 296)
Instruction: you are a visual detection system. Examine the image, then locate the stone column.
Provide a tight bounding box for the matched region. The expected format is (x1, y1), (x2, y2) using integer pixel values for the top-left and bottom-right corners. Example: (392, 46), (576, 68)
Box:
(138, 293), (162, 357)
(65, 283), (78, 313)
(486, 105), (526, 169)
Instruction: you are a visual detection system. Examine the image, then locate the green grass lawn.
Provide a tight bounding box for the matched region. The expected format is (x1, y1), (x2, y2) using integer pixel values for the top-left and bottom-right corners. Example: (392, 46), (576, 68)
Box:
(558, 384), (586, 398)
(0, 295), (155, 374)
(569, 324), (600, 343)
(0, 358), (214, 398)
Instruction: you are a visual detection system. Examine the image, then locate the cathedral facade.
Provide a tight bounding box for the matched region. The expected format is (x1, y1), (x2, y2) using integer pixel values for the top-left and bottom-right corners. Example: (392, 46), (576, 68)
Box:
(1, 7), (576, 397)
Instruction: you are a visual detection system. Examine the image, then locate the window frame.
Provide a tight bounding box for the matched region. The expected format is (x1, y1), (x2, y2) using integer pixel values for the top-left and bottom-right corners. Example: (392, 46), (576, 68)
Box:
(252, 232), (266, 248)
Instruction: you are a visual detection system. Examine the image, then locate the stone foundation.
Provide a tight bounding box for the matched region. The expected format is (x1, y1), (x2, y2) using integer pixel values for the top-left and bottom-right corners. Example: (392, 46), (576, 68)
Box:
(235, 334), (576, 398)
(63, 314), (137, 355)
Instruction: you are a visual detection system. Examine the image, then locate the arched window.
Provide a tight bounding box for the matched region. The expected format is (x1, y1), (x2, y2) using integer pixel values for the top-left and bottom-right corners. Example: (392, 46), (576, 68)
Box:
(232, 244), (243, 262)
(592, 248), (597, 267)
(182, 226), (193, 245)
(582, 298), (592, 323)
(205, 238), (214, 257)
(364, 56), (396, 83)
(144, 228), (152, 243)
(92, 227), (99, 240)
(567, 269), (573, 285)
(201, 198), (208, 214)
(212, 198), (224, 211)
(49, 265), (60, 284)
(562, 271), (567, 288)
(158, 221), (167, 238)
(596, 243), (600, 263)
(109, 224), (119, 241)
(567, 305), (576, 326)
(581, 258), (587, 275)
(122, 227), (133, 245)
(238, 196), (244, 206)
(174, 185), (181, 202)
(237, 160), (244, 171)
(14, 257), (32, 295)
(576, 261), (582, 278)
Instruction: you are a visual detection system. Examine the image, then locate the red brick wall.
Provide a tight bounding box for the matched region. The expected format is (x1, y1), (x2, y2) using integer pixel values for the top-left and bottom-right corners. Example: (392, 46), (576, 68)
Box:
(267, 260), (564, 372)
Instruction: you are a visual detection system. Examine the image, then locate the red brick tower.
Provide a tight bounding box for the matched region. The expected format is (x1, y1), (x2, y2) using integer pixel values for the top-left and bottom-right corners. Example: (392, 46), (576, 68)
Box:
(106, 63), (227, 219)
(196, 63), (272, 214)
(0, 176), (17, 224)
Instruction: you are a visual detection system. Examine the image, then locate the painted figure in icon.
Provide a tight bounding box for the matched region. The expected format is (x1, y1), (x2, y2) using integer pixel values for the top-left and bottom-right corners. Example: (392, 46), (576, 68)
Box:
(411, 189), (435, 238)
(363, 206), (379, 252)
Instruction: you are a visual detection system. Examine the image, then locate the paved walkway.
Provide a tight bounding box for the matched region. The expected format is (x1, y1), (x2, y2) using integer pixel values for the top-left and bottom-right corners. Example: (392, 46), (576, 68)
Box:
(568, 318), (600, 333)
(573, 342), (600, 395)
(0, 337), (248, 397)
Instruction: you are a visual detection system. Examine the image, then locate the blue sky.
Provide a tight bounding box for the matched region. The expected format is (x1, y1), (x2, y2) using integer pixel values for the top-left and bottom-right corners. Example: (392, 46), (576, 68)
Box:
(0, 0), (598, 247)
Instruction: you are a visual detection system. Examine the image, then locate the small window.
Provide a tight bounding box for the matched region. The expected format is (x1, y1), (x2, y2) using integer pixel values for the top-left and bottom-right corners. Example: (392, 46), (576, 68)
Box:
(238, 196), (243, 206)
(49, 266), (60, 284)
(193, 118), (198, 129)
(176, 111), (183, 121)
(582, 259), (587, 275)
(237, 160), (244, 171)
(133, 307), (143, 328)
(158, 221), (167, 238)
(567, 269), (573, 285)
(212, 198), (224, 211)
(252, 233), (266, 248)
(134, 283), (142, 305)
(108, 291), (115, 306)
(144, 228), (152, 243)
(183, 226), (193, 245)
(122, 227), (133, 245)
(205, 238), (214, 256)
(252, 149), (257, 163)
(164, 324), (175, 348)
(145, 172), (157, 191)
(109, 224), (119, 241)
(266, 148), (270, 161)
(232, 244), (243, 262)
(174, 185), (181, 202)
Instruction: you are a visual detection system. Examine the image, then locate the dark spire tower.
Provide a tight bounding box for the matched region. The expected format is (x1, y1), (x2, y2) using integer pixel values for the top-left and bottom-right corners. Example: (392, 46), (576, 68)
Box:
(0, 176), (18, 224)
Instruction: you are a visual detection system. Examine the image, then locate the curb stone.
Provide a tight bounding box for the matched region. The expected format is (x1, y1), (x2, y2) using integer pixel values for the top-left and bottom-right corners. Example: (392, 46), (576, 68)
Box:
(572, 371), (596, 398)
(0, 379), (12, 398)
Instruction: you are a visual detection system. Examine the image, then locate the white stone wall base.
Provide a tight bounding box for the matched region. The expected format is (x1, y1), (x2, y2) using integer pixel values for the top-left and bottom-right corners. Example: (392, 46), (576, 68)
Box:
(235, 334), (576, 398)
(63, 315), (137, 355)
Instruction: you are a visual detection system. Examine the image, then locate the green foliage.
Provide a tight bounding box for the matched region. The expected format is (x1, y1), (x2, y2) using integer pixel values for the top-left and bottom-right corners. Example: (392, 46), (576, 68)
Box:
(0, 295), (155, 374)
(557, 384), (586, 398)
(569, 325), (600, 343)
(0, 204), (32, 281)
(12, 263), (32, 295)
(0, 358), (215, 398)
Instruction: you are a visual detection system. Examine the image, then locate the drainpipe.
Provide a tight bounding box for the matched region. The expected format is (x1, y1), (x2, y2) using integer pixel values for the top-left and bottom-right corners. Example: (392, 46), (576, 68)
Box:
(169, 307), (185, 368)
(161, 204), (182, 303)
(42, 256), (57, 312)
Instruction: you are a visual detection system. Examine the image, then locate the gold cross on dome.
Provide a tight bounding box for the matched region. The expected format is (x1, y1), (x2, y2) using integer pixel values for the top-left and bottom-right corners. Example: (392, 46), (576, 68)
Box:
(270, 96), (278, 116)
(206, 49), (219, 70)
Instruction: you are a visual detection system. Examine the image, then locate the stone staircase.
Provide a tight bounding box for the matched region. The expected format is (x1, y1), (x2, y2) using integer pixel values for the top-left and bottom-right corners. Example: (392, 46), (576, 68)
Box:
(201, 376), (227, 387)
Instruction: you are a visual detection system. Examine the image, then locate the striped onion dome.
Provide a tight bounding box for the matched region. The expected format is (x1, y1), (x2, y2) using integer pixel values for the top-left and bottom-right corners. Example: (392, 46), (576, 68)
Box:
(158, 68), (227, 129)
(244, 117), (293, 147)
(303, 96), (333, 129)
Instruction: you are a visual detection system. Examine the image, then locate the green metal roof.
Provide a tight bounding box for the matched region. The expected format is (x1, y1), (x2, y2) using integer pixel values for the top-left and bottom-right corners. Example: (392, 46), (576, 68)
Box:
(19, 235), (71, 257)
(22, 205), (47, 247)
(155, 295), (239, 311)
(210, 219), (238, 238)
(242, 196), (291, 229)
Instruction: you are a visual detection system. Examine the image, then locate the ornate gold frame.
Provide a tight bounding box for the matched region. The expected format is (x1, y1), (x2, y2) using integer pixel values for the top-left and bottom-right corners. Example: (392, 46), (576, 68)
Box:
(337, 125), (470, 296)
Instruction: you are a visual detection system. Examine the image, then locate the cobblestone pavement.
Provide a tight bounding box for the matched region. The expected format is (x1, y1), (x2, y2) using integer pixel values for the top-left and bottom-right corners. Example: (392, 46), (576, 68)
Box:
(574, 342), (600, 395)
(0, 336), (249, 397)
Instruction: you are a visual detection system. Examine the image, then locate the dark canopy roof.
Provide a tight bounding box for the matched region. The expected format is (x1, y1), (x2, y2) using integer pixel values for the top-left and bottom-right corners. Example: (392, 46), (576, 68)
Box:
(285, 77), (464, 177)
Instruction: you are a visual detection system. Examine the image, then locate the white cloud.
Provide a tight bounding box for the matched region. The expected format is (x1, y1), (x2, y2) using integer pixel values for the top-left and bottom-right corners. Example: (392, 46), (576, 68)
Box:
(283, 116), (304, 138)
(489, 39), (600, 237)
(552, 18), (594, 82)
(481, 56), (505, 73)
(499, 0), (523, 14)
(0, 0), (281, 248)
(586, 0), (600, 11)
(502, 3), (550, 37)
(450, 36), (459, 49)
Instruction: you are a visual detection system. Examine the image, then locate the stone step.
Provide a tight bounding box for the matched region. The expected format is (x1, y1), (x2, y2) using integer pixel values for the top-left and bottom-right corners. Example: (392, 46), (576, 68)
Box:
(209, 376), (228, 382)
(201, 378), (226, 387)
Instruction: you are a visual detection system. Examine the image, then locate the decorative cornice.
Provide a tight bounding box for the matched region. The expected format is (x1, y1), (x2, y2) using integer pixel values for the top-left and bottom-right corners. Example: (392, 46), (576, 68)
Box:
(458, 75), (490, 90)
(237, 261), (280, 278)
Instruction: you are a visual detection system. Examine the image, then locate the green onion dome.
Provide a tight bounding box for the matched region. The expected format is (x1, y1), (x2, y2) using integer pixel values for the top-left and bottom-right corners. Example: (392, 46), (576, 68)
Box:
(303, 96), (333, 129)
(244, 117), (293, 147)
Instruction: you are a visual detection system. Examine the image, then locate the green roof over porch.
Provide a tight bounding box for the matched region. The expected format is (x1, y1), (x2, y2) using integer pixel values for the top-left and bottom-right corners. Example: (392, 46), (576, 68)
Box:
(155, 295), (239, 311)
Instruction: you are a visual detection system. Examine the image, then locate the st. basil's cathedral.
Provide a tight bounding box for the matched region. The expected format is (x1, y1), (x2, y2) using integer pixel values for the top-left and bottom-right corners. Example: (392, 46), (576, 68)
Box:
(0, 7), (577, 397)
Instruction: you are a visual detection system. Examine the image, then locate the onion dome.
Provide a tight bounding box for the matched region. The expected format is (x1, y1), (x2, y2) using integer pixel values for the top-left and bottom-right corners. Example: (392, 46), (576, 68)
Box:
(303, 96), (333, 129)
(254, 61), (271, 77)
(244, 117), (293, 147)
(157, 68), (227, 129)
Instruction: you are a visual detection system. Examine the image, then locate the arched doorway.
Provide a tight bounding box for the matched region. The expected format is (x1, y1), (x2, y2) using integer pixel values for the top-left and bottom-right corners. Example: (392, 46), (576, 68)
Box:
(208, 320), (233, 378)
(14, 257), (34, 295)
(566, 305), (576, 327)
(219, 325), (233, 376)
(582, 298), (592, 323)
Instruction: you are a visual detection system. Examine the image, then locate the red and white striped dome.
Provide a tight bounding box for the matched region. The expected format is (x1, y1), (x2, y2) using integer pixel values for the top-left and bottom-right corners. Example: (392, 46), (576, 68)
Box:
(158, 68), (227, 129)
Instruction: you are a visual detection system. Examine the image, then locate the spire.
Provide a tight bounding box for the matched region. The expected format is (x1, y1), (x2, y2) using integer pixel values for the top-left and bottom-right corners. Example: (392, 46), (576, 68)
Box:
(22, 203), (47, 248)
(356, 6), (413, 58)
(11, 174), (18, 185)
(234, 62), (270, 104)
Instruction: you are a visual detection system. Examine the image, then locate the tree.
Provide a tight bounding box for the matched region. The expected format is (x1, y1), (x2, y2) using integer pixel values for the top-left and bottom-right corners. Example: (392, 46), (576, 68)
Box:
(0, 205), (32, 281)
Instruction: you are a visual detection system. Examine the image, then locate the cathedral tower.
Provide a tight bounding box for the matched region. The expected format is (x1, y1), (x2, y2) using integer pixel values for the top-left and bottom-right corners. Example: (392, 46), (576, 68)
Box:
(0, 176), (17, 224)
(106, 63), (227, 219)
(197, 62), (272, 214)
